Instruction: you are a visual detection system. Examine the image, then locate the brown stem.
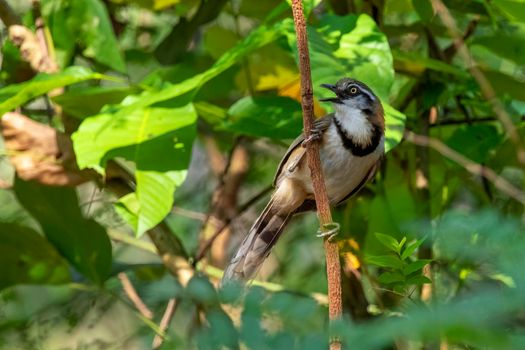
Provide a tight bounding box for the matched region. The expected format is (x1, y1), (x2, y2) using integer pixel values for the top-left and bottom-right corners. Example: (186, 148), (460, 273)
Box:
(0, 0), (20, 27)
(291, 1), (342, 349)
(152, 298), (178, 349)
(118, 272), (153, 319)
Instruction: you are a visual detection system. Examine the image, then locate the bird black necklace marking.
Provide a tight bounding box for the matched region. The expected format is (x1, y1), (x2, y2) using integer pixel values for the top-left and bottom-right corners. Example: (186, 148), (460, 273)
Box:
(333, 117), (382, 157)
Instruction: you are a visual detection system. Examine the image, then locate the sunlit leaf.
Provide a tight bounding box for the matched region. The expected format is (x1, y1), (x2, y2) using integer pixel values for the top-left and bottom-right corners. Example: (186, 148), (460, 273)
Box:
(73, 102), (196, 235)
(0, 67), (105, 115)
(41, 0), (126, 72)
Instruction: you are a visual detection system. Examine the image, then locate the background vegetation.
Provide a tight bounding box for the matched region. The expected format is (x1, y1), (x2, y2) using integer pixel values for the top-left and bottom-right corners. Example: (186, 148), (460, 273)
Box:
(0, 0), (524, 349)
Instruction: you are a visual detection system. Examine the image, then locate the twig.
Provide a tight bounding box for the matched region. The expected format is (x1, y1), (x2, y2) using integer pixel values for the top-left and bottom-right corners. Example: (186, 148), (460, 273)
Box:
(431, 0), (525, 166)
(291, 1), (342, 349)
(152, 298), (178, 349)
(0, 0), (20, 26)
(194, 185), (272, 264)
(405, 130), (525, 205)
(118, 272), (154, 319)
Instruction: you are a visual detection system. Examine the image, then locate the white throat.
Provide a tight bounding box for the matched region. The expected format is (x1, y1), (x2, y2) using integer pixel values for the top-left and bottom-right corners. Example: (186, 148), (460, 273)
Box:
(334, 104), (374, 146)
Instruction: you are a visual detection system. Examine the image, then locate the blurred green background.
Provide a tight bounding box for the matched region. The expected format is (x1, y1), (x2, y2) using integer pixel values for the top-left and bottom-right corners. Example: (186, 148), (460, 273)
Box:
(1, 0), (525, 349)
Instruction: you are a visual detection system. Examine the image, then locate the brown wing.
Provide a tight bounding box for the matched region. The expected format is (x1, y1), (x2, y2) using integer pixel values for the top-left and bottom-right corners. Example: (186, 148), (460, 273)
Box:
(336, 157), (382, 205)
(273, 114), (334, 186)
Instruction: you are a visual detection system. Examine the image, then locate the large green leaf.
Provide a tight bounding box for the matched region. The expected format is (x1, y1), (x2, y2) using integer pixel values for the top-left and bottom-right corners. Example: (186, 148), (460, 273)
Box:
(222, 96), (303, 140)
(52, 86), (139, 119)
(471, 23), (525, 66)
(492, 0), (525, 22)
(383, 103), (406, 152)
(73, 21), (287, 236)
(393, 50), (468, 77)
(314, 14), (395, 100)
(41, 0), (126, 72)
(0, 67), (105, 116)
(283, 14), (405, 151)
(0, 223), (70, 291)
(14, 179), (112, 284)
(73, 103), (196, 236)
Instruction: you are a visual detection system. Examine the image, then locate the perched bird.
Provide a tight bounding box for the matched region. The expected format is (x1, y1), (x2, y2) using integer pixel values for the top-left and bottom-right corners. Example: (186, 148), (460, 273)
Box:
(222, 78), (385, 283)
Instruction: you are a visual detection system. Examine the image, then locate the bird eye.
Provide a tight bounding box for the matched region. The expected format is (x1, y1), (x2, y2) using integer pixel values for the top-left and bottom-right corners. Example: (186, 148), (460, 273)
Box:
(350, 87), (358, 94)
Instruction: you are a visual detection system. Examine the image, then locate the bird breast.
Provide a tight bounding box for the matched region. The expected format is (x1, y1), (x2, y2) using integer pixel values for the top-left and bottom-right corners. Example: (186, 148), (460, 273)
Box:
(283, 123), (384, 205)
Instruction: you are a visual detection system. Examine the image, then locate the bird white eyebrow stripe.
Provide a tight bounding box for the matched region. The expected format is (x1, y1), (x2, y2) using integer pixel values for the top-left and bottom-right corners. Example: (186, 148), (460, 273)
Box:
(353, 84), (375, 102)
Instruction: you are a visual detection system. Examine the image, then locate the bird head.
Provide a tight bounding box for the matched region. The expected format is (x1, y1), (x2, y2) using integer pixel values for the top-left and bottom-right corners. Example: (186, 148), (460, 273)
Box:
(320, 78), (384, 129)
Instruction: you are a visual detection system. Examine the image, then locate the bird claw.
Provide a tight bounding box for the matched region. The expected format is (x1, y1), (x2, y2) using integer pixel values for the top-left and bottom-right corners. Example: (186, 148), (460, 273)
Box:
(302, 129), (323, 147)
(316, 222), (340, 241)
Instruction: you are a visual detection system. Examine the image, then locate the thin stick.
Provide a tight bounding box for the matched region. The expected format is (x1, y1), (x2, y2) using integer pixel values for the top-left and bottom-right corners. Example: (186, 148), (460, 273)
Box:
(194, 185), (272, 263)
(152, 298), (178, 349)
(405, 130), (525, 205)
(291, 1), (342, 349)
(118, 272), (154, 319)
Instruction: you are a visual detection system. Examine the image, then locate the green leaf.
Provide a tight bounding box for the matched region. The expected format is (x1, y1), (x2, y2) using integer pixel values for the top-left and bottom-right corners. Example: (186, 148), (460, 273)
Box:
(285, 15), (406, 152)
(194, 101), (228, 125)
(378, 271), (405, 284)
(14, 179), (112, 284)
(447, 125), (503, 164)
(393, 50), (468, 77)
(472, 28), (525, 67)
(374, 232), (400, 253)
(73, 103), (196, 236)
(52, 86), (139, 119)
(412, 0), (434, 22)
(41, 0), (126, 72)
(401, 238), (426, 260)
(398, 237), (407, 251)
(406, 275), (432, 286)
(403, 259), (432, 275)
(222, 96), (303, 139)
(384, 103), (406, 153)
(365, 254), (404, 269)
(324, 14), (395, 101)
(73, 21), (287, 235)
(492, 0), (525, 22)
(0, 67), (105, 115)
(0, 223), (70, 290)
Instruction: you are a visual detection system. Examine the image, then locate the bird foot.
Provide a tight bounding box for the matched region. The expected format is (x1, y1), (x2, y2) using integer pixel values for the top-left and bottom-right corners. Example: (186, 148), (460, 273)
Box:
(316, 222), (340, 241)
(302, 129), (323, 148)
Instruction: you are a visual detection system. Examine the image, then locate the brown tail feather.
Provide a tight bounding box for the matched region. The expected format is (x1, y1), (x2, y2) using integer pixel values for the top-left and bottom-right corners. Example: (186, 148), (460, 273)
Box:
(221, 198), (292, 283)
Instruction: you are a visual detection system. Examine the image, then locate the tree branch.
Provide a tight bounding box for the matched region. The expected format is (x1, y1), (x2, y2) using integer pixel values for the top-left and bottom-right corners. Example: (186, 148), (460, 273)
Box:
(194, 185), (272, 264)
(152, 298), (178, 349)
(291, 1), (342, 349)
(405, 130), (525, 205)
(431, 0), (525, 166)
(0, 0), (20, 27)
(118, 272), (154, 319)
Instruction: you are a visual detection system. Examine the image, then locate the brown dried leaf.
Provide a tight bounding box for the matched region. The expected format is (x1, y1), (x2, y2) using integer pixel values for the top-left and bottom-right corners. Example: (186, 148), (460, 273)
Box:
(1, 112), (93, 186)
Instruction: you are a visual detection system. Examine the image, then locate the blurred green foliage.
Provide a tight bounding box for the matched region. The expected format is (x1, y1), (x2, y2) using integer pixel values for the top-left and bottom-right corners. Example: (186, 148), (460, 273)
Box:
(0, 0), (525, 349)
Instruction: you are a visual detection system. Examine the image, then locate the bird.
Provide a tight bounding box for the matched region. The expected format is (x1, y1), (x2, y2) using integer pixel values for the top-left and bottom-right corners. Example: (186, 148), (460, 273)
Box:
(222, 77), (385, 283)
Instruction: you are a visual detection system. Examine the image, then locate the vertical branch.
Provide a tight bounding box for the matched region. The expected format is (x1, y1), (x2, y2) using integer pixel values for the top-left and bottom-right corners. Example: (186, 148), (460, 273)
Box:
(290, 1), (342, 349)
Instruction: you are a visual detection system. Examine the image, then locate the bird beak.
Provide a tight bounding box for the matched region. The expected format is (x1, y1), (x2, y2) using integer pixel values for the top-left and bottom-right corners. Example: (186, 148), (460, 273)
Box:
(319, 84), (342, 104)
